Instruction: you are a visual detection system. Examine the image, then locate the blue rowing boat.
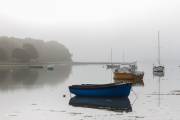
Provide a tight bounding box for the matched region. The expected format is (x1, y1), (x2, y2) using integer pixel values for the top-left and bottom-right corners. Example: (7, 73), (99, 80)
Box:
(69, 83), (132, 97)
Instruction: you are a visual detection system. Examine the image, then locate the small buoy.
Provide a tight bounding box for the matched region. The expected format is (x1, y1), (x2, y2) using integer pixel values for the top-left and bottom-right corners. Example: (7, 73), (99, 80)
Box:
(63, 94), (66, 97)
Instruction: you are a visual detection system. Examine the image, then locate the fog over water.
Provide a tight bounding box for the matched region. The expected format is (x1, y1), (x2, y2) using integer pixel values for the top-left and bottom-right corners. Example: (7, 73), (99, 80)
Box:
(0, 0), (180, 63)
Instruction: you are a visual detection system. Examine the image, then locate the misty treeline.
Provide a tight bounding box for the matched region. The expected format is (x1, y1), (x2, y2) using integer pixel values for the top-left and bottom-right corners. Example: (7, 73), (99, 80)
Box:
(0, 36), (72, 63)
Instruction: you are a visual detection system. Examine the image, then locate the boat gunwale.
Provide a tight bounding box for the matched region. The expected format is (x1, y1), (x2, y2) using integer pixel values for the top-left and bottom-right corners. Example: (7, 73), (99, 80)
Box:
(69, 83), (132, 89)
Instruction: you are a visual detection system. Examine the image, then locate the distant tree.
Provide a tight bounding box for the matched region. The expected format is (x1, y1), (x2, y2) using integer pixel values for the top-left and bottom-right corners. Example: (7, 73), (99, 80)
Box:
(23, 43), (39, 60)
(0, 48), (7, 61)
(12, 48), (30, 62)
(44, 41), (72, 62)
(0, 36), (72, 63)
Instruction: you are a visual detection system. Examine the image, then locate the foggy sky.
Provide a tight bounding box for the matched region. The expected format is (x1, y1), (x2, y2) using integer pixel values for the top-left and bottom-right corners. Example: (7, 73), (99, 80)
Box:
(0, 0), (180, 63)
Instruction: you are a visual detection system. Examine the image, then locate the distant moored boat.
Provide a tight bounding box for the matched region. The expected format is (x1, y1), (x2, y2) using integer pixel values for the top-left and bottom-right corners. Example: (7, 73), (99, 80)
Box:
(153, 31), (165, 73)
(153, 65), (164, 72)
(113, 62), (144, 84)
(46, 64), (55, 70)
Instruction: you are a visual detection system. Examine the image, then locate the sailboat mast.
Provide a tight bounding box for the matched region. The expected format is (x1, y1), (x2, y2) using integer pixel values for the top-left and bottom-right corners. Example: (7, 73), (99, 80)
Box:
(122, 49), (125, 63)
(111, 48), (112, 65)
(110, 48), (113, 83)
(158, 31), (161, 65)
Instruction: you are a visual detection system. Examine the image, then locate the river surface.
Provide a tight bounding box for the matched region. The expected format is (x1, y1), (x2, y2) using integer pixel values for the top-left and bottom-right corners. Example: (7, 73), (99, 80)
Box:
(0, 63), (180, 120)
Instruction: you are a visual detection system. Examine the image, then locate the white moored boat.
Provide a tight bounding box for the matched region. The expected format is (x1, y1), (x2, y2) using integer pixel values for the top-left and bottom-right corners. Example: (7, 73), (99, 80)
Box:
(153, 31), (165, 73)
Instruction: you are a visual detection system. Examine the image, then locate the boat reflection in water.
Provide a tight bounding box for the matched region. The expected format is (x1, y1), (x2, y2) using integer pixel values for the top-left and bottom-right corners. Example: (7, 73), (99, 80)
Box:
(114, 79), (144, 86)
(69, 96), (132, 112)
(0, 64), (72, 90)
(153, 71), (164, 77)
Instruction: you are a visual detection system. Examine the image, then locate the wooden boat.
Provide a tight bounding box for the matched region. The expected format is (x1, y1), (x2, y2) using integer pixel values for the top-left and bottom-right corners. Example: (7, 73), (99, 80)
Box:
(113, 63), (144, 81)
(69, 83), (132, 97)
(69, 96), (132, 112)
(113, 71), (144, 81)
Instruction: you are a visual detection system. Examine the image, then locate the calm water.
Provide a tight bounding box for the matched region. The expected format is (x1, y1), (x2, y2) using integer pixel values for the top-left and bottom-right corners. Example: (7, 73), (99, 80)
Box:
(0, 63), (180, 120)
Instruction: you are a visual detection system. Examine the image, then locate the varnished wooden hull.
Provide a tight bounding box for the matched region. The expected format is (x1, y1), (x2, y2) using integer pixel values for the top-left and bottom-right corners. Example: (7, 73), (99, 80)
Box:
(113, 72), (144, 85)
(114, 72), (143, 80)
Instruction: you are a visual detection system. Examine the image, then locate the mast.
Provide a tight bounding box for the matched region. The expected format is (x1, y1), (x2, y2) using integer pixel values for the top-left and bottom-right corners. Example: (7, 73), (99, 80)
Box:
(122, 49), (125, 62)
(110, 48), (113, 83)
(158, 31), (161, 65)
(111, 48), (112, 65)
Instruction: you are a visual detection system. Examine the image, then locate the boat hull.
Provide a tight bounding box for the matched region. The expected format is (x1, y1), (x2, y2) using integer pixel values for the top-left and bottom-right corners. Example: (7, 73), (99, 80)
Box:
(69, 83), (132, 97)
(113, 72), (144, 80)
